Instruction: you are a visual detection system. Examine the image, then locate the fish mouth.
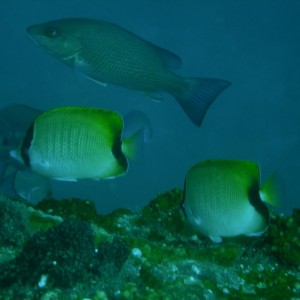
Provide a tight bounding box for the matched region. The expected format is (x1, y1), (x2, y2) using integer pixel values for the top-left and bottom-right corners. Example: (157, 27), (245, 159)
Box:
(26, 24), (60, 57)
(26, 25), (43, 46)
(26, 25), (38, 37)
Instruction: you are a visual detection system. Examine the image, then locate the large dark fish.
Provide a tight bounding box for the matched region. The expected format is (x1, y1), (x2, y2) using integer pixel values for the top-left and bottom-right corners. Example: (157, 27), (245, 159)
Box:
(27, 18), (231, 126)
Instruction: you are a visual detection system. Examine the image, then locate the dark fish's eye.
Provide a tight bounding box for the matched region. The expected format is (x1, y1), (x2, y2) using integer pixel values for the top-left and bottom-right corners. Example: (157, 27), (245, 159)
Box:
(46, 27), (58, 38)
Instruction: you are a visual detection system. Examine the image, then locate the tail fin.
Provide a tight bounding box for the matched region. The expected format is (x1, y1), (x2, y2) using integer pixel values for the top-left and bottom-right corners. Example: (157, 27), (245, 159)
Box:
(122, 130), (144, 161)
(260, 171), (284, 208)
(174, 77), (231, 126)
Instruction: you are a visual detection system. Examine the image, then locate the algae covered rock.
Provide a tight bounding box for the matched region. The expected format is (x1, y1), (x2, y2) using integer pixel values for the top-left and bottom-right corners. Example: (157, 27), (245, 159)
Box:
(0, 219), (98, 289)
(35, 197), (99, 222)
(0, 218), (130, 299)
(133, 188), (189, 243)
(266, 209), (300, 266)
(0, 190), (299, 300)
(0, 196), (30, 248)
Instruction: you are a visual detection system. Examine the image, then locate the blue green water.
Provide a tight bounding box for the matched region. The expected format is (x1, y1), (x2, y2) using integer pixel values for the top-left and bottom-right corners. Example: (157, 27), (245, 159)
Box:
(0, 0), (299, 214)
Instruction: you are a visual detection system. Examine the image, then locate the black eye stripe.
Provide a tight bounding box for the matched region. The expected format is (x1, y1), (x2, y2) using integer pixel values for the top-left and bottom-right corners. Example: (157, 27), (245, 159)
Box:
(21, 122), (34, 167)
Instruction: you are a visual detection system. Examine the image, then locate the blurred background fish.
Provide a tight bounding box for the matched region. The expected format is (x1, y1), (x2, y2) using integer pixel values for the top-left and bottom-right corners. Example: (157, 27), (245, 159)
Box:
(0, 103), (42, 146)
(183, 159), (280, 242)
(0, 104), (42, 179)
(0, 167), (52, 204)
(27, 18), (231, 127)
(0, 104), (51, 203)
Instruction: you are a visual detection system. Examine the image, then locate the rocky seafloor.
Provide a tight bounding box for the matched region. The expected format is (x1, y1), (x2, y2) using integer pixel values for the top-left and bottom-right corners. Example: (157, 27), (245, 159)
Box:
(0, 188), (299, 300)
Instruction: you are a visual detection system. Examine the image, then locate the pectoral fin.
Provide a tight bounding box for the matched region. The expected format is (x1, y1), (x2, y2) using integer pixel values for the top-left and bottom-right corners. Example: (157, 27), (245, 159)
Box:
(73, 55), (108, 87)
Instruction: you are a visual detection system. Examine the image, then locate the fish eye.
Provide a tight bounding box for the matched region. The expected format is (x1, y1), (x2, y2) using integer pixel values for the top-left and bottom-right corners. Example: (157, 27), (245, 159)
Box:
(46, 27), (58, 38)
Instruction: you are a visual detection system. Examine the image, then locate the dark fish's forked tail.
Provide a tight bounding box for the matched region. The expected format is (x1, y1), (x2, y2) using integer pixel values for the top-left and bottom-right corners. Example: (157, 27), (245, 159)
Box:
(174, 78), (231, 126)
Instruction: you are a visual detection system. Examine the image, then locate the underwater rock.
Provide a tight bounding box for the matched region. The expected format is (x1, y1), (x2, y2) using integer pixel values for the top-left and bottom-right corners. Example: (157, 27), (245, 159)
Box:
(98, 237), (130, 274)
(265, 209), (300, 266)
(0, 219), (98, 289)
(0, 190), (299, 299)
(35, 198), (99, 222)
(0, 196), (30, 248)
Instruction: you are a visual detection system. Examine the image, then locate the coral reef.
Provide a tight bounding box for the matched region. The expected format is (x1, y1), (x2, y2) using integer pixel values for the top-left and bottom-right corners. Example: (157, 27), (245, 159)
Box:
(0, 189), (299, 300)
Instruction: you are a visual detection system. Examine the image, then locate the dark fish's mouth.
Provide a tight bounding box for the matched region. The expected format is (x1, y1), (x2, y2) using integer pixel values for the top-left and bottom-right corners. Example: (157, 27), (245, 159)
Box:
(26, 25), (38, 37)
(26, 24), (47, 42)
(26, 25), (41, 45)
(26, 25), (54, 52)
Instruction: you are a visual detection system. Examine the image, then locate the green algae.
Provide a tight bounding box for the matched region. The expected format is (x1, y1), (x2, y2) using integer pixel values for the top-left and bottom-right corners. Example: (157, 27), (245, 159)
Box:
(98, 208), (135, 234)
(0, 190), (299, 300)
(265, 209), (300, 266)
(0, 196), (30, 248)
(238, 267), (298, 300)
(135, 188), (187, 235)
(35, 198), (99, 222)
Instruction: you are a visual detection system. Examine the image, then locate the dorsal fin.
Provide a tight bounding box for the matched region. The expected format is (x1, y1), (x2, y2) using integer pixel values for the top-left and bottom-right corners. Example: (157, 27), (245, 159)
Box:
(148, 42), (182, 70)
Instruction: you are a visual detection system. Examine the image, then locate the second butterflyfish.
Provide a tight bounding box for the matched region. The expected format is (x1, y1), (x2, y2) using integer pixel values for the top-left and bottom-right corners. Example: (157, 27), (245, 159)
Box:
(183, 159), (281, 242)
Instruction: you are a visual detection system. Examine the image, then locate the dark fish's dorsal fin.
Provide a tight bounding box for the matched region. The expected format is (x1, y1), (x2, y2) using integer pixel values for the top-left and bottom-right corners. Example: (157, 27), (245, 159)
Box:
(149, 42), (182, 70)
